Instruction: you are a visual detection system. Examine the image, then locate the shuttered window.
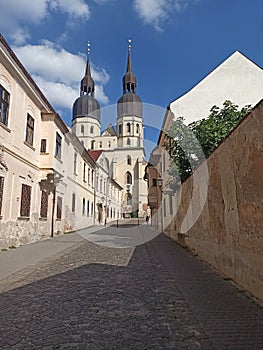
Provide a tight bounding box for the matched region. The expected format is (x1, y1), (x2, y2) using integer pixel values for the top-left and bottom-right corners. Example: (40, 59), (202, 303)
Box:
(57, 196), (62, 220)
(20, 184), (31, 217)
(25, 114), (34, 146)
(40, 139), (47, 153)
(40, 190), (48, 218)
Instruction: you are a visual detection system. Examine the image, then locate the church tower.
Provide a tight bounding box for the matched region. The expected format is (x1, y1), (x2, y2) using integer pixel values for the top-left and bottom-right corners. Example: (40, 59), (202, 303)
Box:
(116, 41), (144, 148)
(72, 43), (101, 149)
(113, 40), (148, 216)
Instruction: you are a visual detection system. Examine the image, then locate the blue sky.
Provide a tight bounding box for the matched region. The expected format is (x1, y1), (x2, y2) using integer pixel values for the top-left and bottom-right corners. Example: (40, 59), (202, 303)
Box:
(0, 0), (262, 148)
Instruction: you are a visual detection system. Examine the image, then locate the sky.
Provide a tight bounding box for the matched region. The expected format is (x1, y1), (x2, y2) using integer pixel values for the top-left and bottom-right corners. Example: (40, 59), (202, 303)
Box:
(0, 0), (262, 153)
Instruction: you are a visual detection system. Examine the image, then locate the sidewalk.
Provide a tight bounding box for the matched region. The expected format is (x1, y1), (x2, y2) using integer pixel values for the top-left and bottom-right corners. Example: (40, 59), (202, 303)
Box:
(0, 225), (107, 280)
(0, 222), (158, 280)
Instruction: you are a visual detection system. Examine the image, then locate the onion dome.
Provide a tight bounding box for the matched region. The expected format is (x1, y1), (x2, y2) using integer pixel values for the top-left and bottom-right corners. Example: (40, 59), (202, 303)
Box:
(117, 40), (142, 119)
(72, 44), (100, 122)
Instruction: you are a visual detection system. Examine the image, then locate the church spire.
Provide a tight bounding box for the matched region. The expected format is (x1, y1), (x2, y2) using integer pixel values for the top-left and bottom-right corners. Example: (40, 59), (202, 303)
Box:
(81, 41), (95, 96)
(122, 39), (137, 94)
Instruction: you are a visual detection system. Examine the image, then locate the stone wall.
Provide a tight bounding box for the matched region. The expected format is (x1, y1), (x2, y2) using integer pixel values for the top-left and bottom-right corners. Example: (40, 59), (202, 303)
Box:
(164, 100), (263, 301)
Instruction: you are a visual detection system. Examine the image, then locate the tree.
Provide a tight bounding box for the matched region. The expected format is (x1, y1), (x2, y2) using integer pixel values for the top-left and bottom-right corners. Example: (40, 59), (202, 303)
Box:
(165, 100), (251, 189)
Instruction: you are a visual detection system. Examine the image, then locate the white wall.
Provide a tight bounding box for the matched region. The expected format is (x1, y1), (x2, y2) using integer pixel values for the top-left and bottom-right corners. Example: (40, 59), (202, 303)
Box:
(170, 51), (263, 124)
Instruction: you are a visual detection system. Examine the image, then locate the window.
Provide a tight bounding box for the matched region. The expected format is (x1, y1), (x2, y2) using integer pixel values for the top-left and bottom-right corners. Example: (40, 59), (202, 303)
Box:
(81, 125), (84, 134)
(91, 140), (95, 150)
(57, 196), (62, 220)
(90, 126), (94, 134)
(126, 193), (132, 205)
(40, 190), (48, 218)
(25, 114), (34, 146)
(91, 170), (94, 187)
(136, 123), (139, 134)
(100, 178), (103, 193)
(126, 171), (132, 184)
(0, 176), (4, 216)
(83, 163), (86, 182)
(119, 124), (122, 136)
(55, 132), (62, 159)
(152, 178), (157, 187)
(72, 193), (76, 212)
(88, 168), (90, 185)
(99, 141), (102, 148)
(127, 138), (131, 146)
(73, 152), (77, 174)
(82, 198), (85, 216)
(20, 184), (31, 217)
(127, 123), (131, 133)
(108, 141), (111, 148)
(87, 200), (90, 216)
(40, 139), (47, 153)
(91, 202), (93, 216)
(0, 84), (10, 126)
(127, 155), (131, 165)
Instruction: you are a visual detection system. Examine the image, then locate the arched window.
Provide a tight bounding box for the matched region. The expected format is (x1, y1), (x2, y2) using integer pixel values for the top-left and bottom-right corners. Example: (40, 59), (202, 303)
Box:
(127, 123), (131, 133)
(91, 140), (95, 150)
(119, 124), (122, 136)
(127, 155), (131, 165)
(108, 141), (111, 148)
(81, 125), (84, 134)
(127, 138), (131, 146)
(90, 126), (94, 134)
(126, 171), (132, 184)
(99, 141), (102, 148)
(136, 123), (139, 133)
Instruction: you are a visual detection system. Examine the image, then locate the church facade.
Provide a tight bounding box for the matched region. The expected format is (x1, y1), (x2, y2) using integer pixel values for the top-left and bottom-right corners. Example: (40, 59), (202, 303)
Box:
(72, 46), (148, 218)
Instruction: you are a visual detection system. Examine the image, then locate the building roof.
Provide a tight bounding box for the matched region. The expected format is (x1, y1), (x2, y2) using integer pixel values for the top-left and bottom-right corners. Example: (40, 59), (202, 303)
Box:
(72, 48), (100, 122)
(102, 124), (116, 136)
(88, 150), (103, 161)
(169, 51), (263, 125)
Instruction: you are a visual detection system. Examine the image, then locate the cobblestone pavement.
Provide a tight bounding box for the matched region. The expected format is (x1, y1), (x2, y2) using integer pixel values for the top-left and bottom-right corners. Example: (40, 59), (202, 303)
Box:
(0, 227), (263, 349)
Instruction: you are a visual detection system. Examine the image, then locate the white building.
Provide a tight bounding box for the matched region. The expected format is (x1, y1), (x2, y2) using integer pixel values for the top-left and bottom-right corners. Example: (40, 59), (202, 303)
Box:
(0, 34), (123, 249)
(72, 47), (148, 218)
(170, 51), (263, 125)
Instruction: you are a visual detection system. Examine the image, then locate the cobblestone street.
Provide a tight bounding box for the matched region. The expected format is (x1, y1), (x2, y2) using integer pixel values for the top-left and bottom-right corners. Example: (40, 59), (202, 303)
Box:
(0, 225), (263, 349)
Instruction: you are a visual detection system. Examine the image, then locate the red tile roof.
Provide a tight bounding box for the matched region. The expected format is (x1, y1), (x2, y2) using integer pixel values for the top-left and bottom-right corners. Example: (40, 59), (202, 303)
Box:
(88, 150), (103, 161)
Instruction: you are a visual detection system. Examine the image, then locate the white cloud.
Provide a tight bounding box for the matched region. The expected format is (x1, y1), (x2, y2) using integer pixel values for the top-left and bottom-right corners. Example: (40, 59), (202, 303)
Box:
(9, 27), (30, 46)
(13, 42), (109, 111)
(0, 0), (91, 44)
(32, 74), (78, 110)
(49, 0), (91, 19)
(133, 0), (189, 31)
